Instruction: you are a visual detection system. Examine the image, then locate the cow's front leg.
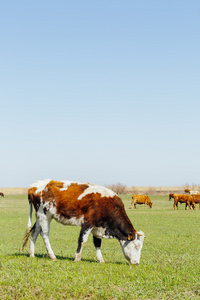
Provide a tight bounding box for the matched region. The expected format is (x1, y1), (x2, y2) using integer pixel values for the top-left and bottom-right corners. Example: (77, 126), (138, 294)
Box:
(93, 236), (104, 263)
(74, 226), (93, 262)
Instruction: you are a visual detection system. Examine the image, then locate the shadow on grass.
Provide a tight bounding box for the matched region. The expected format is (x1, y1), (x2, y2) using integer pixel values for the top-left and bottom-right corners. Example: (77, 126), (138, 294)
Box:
(8, 253), (126, 265)
(8, 253), (98, 263)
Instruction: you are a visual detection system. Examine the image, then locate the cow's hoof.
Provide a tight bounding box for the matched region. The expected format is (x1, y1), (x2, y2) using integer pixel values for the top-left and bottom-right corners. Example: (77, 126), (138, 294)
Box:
(74, 253), (81, 262)
(49, 255), (57, 261)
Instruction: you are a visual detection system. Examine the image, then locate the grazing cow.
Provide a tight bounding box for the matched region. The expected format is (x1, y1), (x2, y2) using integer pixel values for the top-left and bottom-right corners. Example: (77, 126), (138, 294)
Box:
(0, 192), (4, 197)
(191, 194), (200, 209)
(172, 194), (196, 210)
(185, 189), (200, 195)
(130, 195), (152, 209)
(23, 179), (145, 265)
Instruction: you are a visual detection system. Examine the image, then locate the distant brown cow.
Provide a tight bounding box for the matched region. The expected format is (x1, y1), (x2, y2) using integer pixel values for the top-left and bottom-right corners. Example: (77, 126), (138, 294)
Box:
(191, 194), (200, 209)
(172, 194), (196, 210)
(130, 195), (152, 209)
(0, 192), (4, 197)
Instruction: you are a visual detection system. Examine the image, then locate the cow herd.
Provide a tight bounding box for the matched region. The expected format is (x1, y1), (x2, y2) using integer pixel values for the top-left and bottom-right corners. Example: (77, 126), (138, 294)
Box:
(169, 189), (200, 210)
(129, 188), (200, 211)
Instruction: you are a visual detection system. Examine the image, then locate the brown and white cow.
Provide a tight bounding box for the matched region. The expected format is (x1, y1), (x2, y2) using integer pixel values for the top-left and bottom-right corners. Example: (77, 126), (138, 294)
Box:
(172, 194), (196, 210)
(0, 192), (4, 197)
(130, 195), (152, 209)
(185, 189), (200, 195)
(23, 179), (145, 265)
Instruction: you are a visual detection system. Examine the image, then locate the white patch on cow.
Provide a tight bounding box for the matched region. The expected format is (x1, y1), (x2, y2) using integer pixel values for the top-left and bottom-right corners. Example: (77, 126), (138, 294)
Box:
(120, 231), (145, 265)
(55, 215), (84, 226)
(190, 190), (200, 195)
(92, 227), (114, 239)
(60, 180), (85, 191)
(43, 200), (55, 212)
(78, 184), (116, 200)
(30, 179), (51, 194)
(82, 227), (93, 243)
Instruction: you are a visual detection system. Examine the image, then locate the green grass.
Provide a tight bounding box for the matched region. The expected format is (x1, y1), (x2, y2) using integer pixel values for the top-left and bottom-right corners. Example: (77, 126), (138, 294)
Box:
(1, 194), (200, 299)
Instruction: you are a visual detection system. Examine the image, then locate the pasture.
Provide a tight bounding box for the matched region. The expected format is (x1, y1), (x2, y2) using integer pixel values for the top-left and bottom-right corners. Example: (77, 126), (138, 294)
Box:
(0, 194), (200, 299)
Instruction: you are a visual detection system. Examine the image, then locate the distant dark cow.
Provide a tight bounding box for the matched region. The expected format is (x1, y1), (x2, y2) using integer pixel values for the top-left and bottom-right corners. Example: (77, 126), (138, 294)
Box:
(172, 194), (196, 210)
(0, 192), (4, 197)
(130, 195), (152, 209)
(23, 179), (145, 265)
(191, 194), (200, 209)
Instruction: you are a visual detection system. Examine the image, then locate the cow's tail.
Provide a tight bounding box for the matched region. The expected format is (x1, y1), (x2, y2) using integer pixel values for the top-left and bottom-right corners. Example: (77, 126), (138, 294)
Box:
(22, 194), (34, 251)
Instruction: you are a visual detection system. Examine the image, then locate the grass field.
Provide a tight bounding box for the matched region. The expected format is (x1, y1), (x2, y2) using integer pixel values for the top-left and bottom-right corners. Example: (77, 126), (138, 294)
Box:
(1, 194), (200, 299)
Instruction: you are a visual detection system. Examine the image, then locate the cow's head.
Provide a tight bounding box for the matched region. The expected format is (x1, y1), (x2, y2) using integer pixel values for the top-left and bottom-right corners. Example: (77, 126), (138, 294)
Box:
(149, 202), (152, 208)
(192, 202), (197, 210)
(120, 230), (145, 265)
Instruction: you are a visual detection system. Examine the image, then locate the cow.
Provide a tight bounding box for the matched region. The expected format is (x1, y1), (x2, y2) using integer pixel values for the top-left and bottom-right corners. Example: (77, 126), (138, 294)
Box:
(0, 192), (4, 197)
(130, 195), (152, 209)
(185, 189), (200, 195)
(23, 179), (145, 265)
(169, 193), (174, 200)
(172, 194), (196, 210)
(191, 194), (200, 209)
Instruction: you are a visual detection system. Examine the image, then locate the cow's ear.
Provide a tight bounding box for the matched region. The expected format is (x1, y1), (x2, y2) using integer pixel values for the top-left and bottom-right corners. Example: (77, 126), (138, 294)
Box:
(136, 231), (142, 237)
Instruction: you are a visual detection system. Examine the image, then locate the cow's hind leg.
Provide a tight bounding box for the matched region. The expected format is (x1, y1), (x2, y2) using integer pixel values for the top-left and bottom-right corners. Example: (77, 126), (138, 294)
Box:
(29, 218), (40, 258)
(93, 236), (104, 263)
(37, 209), (56, 261)
(74, 226), (93, 262)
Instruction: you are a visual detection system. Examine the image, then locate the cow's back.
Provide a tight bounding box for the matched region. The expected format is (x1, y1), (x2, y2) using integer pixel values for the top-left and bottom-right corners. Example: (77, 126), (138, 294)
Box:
(132, 195), (149, 204)
(28, 179), (135, 239)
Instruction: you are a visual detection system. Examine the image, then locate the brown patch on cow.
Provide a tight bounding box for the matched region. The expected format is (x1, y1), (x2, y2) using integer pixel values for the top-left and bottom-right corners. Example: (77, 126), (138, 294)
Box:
(46, 180), (64, 190)
(40, 183), (90, 219)
(28, 187), (41, 212)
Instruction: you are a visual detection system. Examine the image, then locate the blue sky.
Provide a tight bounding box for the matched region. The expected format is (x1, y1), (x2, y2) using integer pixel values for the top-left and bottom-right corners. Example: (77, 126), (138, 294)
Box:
(1, 1), (200, 187)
